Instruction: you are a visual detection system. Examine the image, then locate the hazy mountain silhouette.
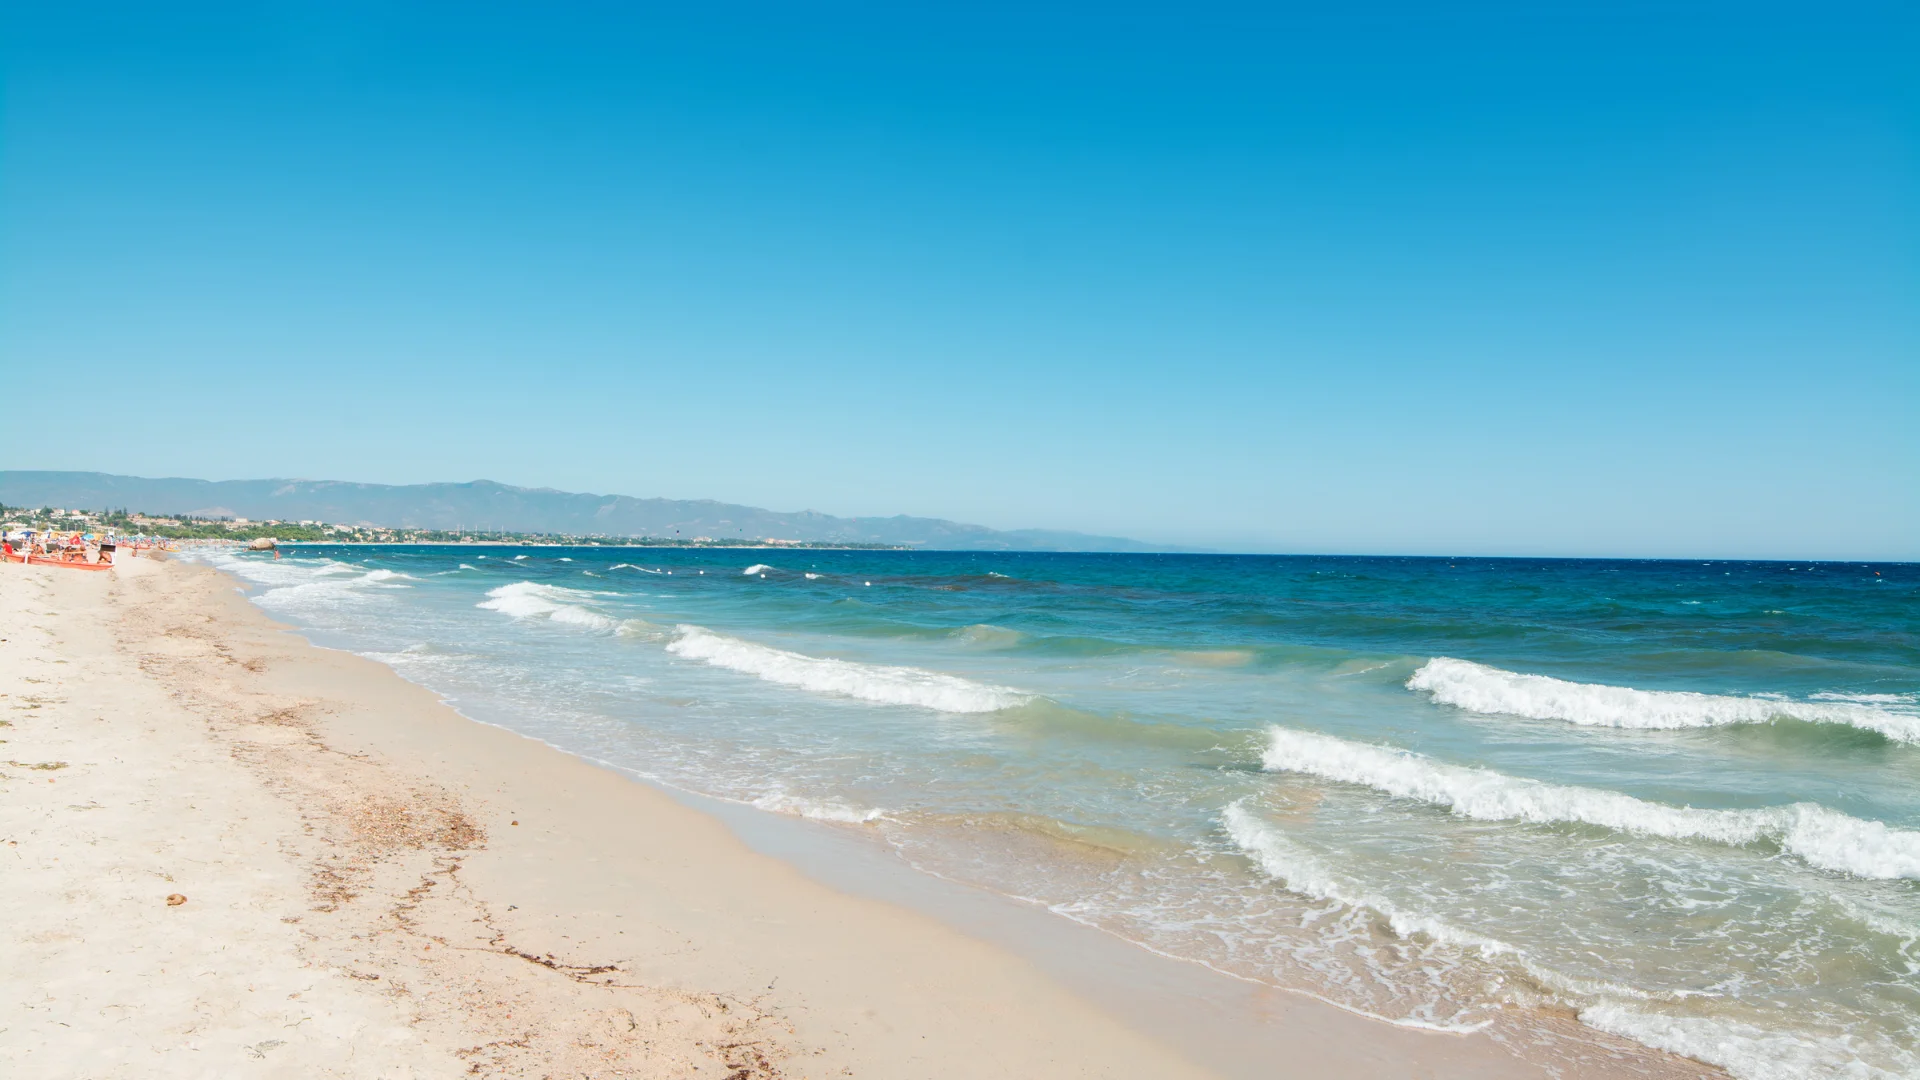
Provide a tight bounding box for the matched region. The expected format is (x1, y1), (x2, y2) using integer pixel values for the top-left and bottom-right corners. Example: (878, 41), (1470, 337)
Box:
(0, 471), (1180, 552)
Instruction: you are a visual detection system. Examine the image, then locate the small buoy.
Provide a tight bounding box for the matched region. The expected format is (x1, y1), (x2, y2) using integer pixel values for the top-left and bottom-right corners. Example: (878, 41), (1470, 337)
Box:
(166, 893), (187, 906)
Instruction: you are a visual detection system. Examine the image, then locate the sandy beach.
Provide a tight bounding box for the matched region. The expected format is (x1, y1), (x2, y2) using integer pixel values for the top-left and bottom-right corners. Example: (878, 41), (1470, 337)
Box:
(1, 555), (1721, 1079)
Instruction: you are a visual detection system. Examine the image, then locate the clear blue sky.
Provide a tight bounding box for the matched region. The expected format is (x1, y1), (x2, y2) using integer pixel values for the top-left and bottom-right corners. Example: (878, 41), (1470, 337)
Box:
(3, 3), (1914, 558)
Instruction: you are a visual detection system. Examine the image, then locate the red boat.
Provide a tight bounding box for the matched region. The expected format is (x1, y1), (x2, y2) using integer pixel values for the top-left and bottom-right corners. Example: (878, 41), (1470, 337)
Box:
(2, 545), (114, 570)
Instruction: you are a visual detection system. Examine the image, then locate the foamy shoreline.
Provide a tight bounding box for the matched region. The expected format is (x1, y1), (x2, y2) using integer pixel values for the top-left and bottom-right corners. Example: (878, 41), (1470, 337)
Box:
(1, 556), (1720, 1078)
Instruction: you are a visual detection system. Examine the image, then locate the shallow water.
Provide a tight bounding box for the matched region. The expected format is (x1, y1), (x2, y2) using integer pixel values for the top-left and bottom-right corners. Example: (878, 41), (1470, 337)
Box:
(197, 547), (1920, 1079)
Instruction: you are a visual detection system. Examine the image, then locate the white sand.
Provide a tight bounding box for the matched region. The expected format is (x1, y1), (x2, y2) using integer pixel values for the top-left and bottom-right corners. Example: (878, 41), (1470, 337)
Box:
(1, 559), (448, 1076)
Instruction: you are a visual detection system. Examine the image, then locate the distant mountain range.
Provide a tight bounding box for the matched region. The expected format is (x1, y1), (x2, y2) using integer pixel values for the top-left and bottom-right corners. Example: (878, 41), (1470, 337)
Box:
(0, 471), (1180, 552)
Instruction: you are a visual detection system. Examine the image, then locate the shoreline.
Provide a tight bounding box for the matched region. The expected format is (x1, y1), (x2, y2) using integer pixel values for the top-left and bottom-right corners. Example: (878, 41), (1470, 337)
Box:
(2, 556), (1722, 1077)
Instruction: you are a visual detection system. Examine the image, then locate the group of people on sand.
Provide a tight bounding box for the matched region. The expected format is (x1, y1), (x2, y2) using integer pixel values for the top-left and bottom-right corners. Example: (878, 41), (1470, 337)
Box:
(2, 530), (119, 566)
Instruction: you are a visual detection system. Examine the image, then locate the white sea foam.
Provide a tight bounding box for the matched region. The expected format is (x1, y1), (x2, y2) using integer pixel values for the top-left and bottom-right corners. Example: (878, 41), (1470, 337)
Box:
(361, 643), (444, 667)
(477, 582), (617, 631)
(804, 572), (822, 580)
(1260, 727), (1920, 880)
(665, 626), (1028, 713)
(751, 790), (885, 824)
(250, 577), (365, 611)
(1222, 803), (1512, 965)
(1225, 798), (1847, 1049)
(210, 556), (423, 615)
(1814, 691), (1920, 706)
(206, 553), (350, 589)
(1581, 1003), (1911, 1080)
(743, 564), (773, 576)
(1408, 658), (1920, 744)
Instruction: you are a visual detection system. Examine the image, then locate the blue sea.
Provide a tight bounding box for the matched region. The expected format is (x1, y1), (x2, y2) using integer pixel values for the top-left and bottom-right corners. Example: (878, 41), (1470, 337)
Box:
(199, 547), (1919, 1079)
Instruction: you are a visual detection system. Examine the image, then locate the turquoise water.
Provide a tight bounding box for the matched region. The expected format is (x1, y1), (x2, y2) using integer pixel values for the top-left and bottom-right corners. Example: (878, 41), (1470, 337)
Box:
(203, 547), (1920, 1078)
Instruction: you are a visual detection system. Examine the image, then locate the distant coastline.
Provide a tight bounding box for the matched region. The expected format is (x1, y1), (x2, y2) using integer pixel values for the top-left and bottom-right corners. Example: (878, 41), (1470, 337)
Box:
(276, 538), (915, 550)
(0, 501), (908, 550)
(0, 470), (1186, 553)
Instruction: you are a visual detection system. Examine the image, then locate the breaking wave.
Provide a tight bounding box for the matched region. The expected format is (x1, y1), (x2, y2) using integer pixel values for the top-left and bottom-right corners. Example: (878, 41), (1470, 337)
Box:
(217, 557), (416, 615)
(476, 582), (617, 631)
(1222, 803), (1513, 969)
(743, 564), (773, 576)
(1260, 727), (1920, 880)
(665, 626), (1028, 713)
(1408, 658), (1920, 744)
